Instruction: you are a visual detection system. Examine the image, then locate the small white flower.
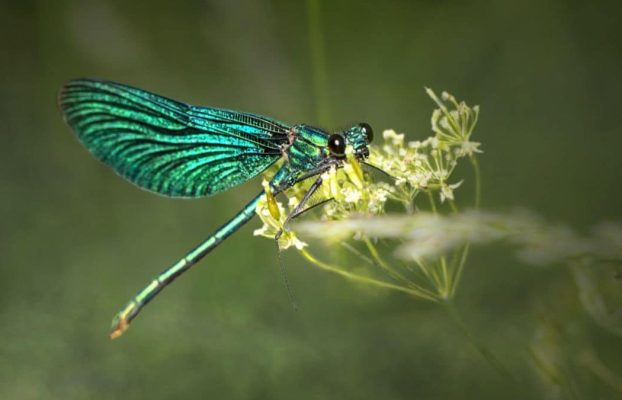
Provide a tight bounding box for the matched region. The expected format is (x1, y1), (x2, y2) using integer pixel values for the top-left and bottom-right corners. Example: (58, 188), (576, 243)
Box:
(439, 180), (463, 203)
(343, 187), (362, 203)
(456, 140), (483, 157)
(382, 129), (397, 140)
(382, 129), (405, 146)
(382, 144), (395, 155)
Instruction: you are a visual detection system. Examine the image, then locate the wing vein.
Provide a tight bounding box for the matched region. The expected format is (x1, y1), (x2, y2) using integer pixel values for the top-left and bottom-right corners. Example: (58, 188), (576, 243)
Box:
(60, 79), (288, 197)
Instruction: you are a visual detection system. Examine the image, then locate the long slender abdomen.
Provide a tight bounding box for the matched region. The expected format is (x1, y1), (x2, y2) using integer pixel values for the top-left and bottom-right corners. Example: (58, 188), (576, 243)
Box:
(110, 191), (264, 339)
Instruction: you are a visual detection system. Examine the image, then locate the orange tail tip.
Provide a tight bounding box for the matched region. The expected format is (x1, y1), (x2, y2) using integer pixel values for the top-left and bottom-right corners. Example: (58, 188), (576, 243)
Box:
(109, 303), (135, 340)
(109, 319), (128, 340)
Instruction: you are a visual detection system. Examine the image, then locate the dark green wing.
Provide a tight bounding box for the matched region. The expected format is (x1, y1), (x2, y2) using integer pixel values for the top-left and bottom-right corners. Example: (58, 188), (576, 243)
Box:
(59, 79), (290, 197)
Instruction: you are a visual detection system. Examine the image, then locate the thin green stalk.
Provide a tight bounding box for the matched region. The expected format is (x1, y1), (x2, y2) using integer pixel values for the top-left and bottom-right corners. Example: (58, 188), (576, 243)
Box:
(306, 0), (331, 126)
(300, 248), (439, 301)
(427, 191), (438, 214)
(580, 351), (622, 394)
(403, 199), (415, 215)
(439, 257), (450, 298)
(442, 300), (519, 385)
(424, 191), (451, 296)
(340, 242), (374, 266)
(470, 155), (481, 208)
(363, 237), (412, 287)
(412, 256), (442, 290)
(445, 155), (480, 297)
(449, 244), (470, 297)
(528, 348), (581, 400)
(448, 199), (459, 213)
(344, 240), (439, 299)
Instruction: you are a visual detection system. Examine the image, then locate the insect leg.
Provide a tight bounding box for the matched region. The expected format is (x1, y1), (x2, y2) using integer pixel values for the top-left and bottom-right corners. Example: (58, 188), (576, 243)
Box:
(275, 175), (324, 241)
(272, 175), (324, 310)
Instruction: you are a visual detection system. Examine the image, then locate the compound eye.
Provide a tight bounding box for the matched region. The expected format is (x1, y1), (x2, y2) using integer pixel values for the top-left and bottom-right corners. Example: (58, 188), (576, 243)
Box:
(359, 123), (373, 143)
(327, 134), (346, 156)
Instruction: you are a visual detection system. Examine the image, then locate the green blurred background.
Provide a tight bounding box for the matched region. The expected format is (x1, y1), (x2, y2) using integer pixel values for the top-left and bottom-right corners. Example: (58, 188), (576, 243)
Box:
(2, 0), (621, 398)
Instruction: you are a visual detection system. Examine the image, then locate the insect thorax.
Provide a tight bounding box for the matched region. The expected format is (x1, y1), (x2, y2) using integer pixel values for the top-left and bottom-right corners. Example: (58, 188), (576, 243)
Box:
(284, 124), (331, 173)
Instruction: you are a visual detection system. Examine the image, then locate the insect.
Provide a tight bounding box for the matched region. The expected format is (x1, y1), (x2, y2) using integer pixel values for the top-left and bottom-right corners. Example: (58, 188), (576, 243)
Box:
(59, 79), (373, 338)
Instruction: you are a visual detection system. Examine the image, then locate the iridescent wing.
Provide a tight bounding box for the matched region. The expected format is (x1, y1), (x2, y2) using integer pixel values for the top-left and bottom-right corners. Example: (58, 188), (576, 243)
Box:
(59, 79), (290, 197)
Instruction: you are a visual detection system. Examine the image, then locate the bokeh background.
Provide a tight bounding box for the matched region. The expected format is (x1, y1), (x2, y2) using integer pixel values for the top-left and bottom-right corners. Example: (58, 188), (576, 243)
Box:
(2, 0), (621, 398)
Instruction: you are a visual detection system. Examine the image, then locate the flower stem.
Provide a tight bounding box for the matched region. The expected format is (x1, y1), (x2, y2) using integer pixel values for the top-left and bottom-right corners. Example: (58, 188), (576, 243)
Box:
(427, 191), (438, 214)
(439, 256), (450, 299)
(299, 248), (439, 301)
(364, 237), (413, 287)
(412, 256), (442, 291)
(470, 155), (481, 208)
(579, 351), (622, 394)
(442, 300), (520, 384)
(448, 199), (459, 213)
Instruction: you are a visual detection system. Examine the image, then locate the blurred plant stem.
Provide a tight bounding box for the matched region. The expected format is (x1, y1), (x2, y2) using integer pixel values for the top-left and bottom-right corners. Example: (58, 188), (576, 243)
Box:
(470, 155), (481, 208)
(442, 300), (521, 385)
(306, 0), (331, 126)
(579, 351), (622, 394)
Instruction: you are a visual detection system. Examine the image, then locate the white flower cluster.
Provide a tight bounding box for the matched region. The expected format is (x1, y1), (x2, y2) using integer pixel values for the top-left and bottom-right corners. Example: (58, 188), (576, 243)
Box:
(428, 89), (482, 156)
(255, 89), (481, 253)
(252, 89), (484, 302)
(253, 154), (393, 248)
(368, 89), (481, 205)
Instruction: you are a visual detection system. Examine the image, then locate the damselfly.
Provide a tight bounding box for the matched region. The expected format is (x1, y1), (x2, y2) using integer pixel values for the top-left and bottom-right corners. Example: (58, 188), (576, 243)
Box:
(59, 79), (373, 338)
